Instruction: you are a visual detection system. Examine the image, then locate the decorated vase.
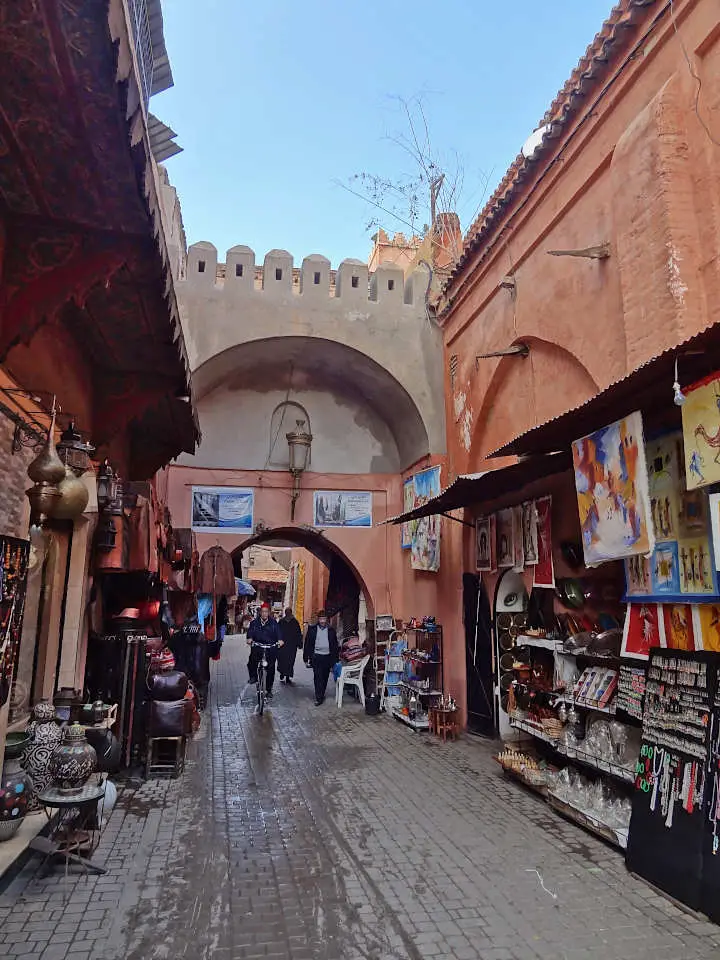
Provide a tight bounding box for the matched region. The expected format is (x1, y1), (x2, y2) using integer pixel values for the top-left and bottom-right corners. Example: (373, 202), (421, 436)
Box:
(0, 733), (33, 841)
(49, 723), (97, 795)
(23, 700), (62, 812)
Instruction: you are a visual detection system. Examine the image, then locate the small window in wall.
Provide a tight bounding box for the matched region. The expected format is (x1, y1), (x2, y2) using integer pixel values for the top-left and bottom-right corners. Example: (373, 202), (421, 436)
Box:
(387, 279), (395, 291)
(235, 263), (244, 277)
(314, 271), (321, 285)
(351, 276), (359, 288)
(198, 260), (206, 274)
(275, 268), (283, 281)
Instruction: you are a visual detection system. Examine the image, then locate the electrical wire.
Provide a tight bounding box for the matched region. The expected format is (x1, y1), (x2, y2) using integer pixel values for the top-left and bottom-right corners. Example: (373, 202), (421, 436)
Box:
(669, 0), (720, 148)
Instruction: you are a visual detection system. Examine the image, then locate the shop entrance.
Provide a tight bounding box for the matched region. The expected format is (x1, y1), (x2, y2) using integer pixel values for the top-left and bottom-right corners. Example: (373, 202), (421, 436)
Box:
(463, 573), (495, 736)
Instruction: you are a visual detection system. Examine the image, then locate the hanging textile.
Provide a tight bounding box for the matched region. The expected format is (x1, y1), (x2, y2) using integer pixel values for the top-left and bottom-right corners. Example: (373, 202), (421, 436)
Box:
(197, 545), (236, 596)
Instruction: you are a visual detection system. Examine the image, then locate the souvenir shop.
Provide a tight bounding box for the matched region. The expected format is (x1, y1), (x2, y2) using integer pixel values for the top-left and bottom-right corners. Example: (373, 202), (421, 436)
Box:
(482, 325), (720, 921)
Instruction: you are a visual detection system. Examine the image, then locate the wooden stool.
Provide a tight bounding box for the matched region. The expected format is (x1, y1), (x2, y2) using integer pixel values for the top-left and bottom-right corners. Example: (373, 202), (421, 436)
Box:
(145, 736), (186, 778)
(432, 708), (458, 743)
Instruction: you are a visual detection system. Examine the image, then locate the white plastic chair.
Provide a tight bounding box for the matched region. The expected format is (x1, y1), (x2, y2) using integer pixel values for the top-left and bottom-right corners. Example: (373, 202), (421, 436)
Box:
(336, 655), (371, 708)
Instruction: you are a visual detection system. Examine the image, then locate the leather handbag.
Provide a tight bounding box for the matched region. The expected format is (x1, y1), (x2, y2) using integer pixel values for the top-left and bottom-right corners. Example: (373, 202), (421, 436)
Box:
(147, 669), (189, 701)
(148, 699), (192, 737)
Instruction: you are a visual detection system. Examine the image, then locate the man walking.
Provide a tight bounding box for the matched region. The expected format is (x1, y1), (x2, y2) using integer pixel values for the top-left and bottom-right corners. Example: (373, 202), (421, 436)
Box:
(303, 609), (339, 706)
(278, 607), (303, 684)
(247, 603), (282, 698)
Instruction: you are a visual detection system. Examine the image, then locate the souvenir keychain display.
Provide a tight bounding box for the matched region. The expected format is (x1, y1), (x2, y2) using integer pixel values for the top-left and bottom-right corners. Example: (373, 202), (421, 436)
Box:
(616, 663), (647, 721)
(0, 536), (30, 708)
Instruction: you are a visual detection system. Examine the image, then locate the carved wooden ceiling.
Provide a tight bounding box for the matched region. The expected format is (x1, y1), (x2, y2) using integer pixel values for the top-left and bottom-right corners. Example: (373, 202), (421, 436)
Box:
(0, 0), (198, 478)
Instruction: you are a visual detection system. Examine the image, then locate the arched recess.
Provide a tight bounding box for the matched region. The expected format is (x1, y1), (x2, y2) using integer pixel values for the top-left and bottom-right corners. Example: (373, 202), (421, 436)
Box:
(231, 525), (374, 631)
(468, 337), (599, 466)
(192, 336), (431, 471)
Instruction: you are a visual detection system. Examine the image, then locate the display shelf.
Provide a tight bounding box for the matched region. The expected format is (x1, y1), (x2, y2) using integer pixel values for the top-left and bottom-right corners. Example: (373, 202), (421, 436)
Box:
(548, 793), (627, 850)
(516, 634), (556, 651)
(510, 716), (559, 744)
(510, 718), (635, 784)
(391, 707), (430, 730)
(555, 696), (616, 715)
(402, 653), (441, 664)
(496, 761), (549, 798)
(400, 681), (442, 696)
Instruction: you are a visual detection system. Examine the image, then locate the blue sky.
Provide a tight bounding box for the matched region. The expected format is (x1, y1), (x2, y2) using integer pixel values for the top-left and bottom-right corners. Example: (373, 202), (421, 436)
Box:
(158, 1), (613, 266)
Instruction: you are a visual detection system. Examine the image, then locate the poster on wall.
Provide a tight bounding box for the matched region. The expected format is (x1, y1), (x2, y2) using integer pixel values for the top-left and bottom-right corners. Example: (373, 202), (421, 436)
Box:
(512, 506), (524, 572)
(314, 491), (372, 528)
(522, 501), (538, 565)
(410, 466), (441, 572)
(533, 496), (555, 588)
(571, 411), (654, 565)
(475, 516), (493, 572)
(682, 372), (720, 489)
(496, 509), (514, 568)
(191, 486), (254, 534)
(401, 479), (414, 549)
(621, 603), (662, 660)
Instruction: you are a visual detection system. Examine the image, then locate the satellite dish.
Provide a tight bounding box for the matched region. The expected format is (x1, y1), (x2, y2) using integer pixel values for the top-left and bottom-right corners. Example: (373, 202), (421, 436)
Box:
(521, 124), (550, 160)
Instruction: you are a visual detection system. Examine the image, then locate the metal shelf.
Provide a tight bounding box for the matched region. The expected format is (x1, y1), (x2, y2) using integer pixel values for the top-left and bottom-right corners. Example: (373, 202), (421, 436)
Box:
(400, 682), (442, 696)
(555, 696), (616, 715)
(391, 707), (430, 730)
(516, 634), (557, 651)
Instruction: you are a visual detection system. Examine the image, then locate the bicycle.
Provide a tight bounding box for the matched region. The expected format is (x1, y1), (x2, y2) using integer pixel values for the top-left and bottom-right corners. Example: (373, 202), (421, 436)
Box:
(251, 641), (278, 715)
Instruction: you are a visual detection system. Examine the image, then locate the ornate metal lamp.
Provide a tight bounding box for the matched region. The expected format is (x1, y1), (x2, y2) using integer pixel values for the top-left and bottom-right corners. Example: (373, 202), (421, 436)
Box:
(95, 460), (121, 552)
(286, 419), (312, 522)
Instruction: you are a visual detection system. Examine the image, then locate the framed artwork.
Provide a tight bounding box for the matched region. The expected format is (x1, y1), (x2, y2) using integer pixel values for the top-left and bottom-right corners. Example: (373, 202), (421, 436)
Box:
(572, 411), (654, 565)
(522, 501), (538, 565)
(496, 509), (514, 568)
(476, 516), (493, 572)
(678, 538), (716, 595)
(621, 603), (662, 660)
(625, 554), (652, 596)
(651, 542), (680, 595)
(512, 506), (524, 572)
(314, 491), (372, 527)
(533, 495), (555, 588)
(659, 603), (699, 652)
(682, 372), (720, 489)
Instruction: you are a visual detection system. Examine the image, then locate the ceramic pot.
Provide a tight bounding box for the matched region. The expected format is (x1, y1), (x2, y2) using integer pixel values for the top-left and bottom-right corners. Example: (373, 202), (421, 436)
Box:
(49, 723), (97, 795)
(23, 700), (62, 812)
(0, 733), (33, 840)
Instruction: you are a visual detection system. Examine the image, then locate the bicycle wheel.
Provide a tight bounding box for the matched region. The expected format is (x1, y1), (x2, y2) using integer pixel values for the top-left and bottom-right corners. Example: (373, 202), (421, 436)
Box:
(256, 663), (265, 715)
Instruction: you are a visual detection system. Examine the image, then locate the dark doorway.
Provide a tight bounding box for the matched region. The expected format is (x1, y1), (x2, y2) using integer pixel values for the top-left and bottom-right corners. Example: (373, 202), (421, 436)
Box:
(463, 572), (495, 736)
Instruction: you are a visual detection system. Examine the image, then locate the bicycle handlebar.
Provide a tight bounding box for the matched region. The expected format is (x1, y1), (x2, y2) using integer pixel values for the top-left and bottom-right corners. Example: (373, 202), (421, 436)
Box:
(250, 641), (279, 649)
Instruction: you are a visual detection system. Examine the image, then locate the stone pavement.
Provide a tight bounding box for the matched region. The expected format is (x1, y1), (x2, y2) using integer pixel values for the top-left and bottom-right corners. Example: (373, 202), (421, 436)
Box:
(2, 635), (720, 960)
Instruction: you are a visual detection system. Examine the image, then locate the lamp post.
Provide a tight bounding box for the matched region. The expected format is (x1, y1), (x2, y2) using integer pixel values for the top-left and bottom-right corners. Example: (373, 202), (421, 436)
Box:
(286, 420), (312, 522)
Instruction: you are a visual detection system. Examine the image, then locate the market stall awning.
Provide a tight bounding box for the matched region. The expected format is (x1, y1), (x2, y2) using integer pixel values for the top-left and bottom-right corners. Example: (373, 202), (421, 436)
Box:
(490, 322), (720, 459)
(380, 451), (572, 525)
(235, 579), (256, 597)
(248, 569), (289, 585)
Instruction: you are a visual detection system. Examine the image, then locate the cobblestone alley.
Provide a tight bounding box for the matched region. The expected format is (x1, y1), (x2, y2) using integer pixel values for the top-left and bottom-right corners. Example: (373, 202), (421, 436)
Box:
(2, 634), (720, 960)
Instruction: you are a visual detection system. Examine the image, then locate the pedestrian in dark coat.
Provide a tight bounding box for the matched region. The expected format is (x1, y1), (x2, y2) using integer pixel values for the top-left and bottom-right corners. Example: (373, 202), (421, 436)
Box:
(278, 608), (303, 683)
(303, 610), (339, 705)
(247, 603), (282, 697)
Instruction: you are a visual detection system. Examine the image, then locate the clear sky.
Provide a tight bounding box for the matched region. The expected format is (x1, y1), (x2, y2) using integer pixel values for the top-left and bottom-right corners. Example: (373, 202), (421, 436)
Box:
(158, 0), (613, 267)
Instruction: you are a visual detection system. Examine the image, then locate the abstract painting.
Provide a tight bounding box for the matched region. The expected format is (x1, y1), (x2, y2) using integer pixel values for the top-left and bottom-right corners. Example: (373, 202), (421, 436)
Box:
(682, 372), (720, 490)
(476, 516), (493, 573)
(496, 509), (514, 568)
(660, 603), (698, 652)
(621, 603), (661, 660)
(572, 411), (654, 565)
(522, 501), (538, 565)
(651, 542), (680, 595)
(625, 554), (652, 596)
(533, 496), (555, 588)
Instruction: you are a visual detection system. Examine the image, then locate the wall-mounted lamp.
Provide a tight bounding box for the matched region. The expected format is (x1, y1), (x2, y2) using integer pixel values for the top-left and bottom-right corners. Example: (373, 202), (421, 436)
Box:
(286, 419), (312, 522)
(673, 357), (686, 407)
(95, 459), (122, 552)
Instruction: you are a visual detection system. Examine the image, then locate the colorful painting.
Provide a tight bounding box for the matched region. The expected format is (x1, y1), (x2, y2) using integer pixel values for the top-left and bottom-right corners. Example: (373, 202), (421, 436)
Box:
(512, 506), (524, 572)
(191, 486), (254, 534)
(522, 501), (538, 565)
(647, 433), (682, 493)
(314, 492), (372, 527)
(572, 411), (654, 565)
(695, 604), (720, 652)
(533, 496), (555, 588)
(682, 372), (720, 490)
(411, 467), (441, 572)
(496, 509), (514, 568)
(621, 603), (661, 660)
(650, 489), (680, 542)
(401, 479), (414, 549)
(660, 603), (698, 651)
(476, 516), (493, 573)
(625, 554), (652, 596)
(678, 538), (715, 594)
(679, 489), (708, 537)
(651, 542), (680, 595)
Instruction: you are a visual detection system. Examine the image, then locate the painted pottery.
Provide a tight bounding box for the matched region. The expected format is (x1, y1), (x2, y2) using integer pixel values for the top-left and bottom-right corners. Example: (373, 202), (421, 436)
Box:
(23, 700), (62, 812)
(49, 723), (97, 795)
(0, 733), (33, 840)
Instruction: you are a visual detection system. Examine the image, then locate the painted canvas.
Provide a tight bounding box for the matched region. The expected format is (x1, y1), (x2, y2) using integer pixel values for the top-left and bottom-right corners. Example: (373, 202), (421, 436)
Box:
(696, 603), (720, 653)
(678, 538), (715, 594)
(710, 493), (720, 570)
(660, 603), (698, 651)
(651, 542), (680, 595)
(401, 479), (414, 549)
(411, 467), (441, 572)
(512, 506), (524, 572)
(572, 411), (654, 565)
(496, 509), (514, 568)
(650, 489), (680, 542)
(625, 554), (652, 596)
(682, 372), (720, 490)
(621, 603), (661, 660)
(533, 496), (555, 588)
(476, 516), (493, 572)
(647, 433), (682, 493)
(522, 501), (538, 565)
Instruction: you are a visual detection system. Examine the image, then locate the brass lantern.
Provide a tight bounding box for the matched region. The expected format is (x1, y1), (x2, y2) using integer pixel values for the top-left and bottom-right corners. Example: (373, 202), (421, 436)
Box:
(286, 420), (312, 521)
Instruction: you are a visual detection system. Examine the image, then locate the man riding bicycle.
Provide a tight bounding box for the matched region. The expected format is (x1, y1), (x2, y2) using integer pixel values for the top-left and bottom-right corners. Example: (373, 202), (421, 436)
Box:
(247, 603), (283, 698)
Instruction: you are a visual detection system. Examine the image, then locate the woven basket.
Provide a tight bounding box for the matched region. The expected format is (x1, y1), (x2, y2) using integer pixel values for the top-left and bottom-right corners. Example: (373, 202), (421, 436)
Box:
(541, 719), (564, 738)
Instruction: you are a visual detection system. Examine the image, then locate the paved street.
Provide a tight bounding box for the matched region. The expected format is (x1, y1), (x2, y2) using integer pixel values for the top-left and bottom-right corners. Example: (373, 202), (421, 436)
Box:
(2, 635), (720, 960)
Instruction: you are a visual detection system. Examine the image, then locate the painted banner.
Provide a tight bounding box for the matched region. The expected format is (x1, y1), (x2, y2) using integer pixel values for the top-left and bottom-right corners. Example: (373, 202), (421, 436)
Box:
(682, 372), (720, 489)
(533, 495), (555, 588)
(496, 509), (514, 569)
(314, 491), (372, 528)
(572, 411), (654, 565)
(401, 478), (414, 549)
(411, 466), (441, 572)
(191, 486), (254, 534)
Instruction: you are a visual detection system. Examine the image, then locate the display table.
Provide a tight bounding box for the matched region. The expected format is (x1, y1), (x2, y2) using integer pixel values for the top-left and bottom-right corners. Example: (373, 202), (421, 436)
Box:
(29, 783), (107, 889)
(429, 706), (458, 742)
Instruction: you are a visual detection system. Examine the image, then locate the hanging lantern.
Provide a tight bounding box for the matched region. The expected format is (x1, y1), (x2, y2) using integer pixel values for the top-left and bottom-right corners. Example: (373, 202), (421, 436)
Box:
(57, 421), (94, 476)
(96, 515), (117, 552)
(286, 419), (312, 474)
(95, 459), (117, 512)
(26, 407), (64, 526)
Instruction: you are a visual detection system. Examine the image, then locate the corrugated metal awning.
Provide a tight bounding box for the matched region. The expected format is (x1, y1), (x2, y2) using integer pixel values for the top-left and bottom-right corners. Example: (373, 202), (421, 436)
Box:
(379, 451), (571, 526)
(147, 114), (182, 162)
(490, 321), (720, 459)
